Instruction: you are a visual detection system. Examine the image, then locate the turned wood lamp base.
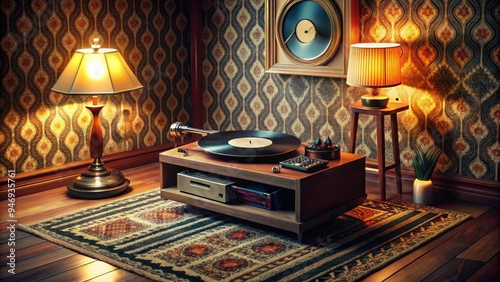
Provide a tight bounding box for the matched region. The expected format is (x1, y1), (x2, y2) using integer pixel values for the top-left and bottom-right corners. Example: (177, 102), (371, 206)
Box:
(67, 96), (129, 199)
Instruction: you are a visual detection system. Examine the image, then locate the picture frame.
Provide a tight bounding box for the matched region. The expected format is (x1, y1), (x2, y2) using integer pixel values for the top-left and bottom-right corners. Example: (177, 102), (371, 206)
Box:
(265, 0), (359, 78)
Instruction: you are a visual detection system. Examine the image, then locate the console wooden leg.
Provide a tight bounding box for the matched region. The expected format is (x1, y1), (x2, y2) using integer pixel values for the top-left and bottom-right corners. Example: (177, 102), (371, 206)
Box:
(376, 116), (386, 201)
(350, 112), (359, 153)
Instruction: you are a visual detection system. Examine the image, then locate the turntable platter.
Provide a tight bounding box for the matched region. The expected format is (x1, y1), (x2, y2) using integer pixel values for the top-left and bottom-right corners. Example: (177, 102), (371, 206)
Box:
(198, 130), (301, 158)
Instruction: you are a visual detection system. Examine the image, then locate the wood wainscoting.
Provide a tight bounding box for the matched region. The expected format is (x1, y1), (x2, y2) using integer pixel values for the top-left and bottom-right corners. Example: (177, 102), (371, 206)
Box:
(0, 137), (197, 200)
(2, 139), (499, 207)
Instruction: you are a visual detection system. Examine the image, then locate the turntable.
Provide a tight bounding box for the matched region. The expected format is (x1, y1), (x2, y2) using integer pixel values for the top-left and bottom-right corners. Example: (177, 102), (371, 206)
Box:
(160, 122), (366, 241)
(168, 121), (301, 160)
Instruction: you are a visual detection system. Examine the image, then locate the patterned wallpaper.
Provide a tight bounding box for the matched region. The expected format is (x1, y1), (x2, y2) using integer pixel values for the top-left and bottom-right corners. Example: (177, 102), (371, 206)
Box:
(0, 0), (191, 176)
(1, 0), (499, 182)
(201, 0), (499, 181)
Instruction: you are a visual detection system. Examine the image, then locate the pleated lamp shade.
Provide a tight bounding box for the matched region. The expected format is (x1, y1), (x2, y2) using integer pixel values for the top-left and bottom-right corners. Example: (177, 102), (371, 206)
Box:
(347, 43), (401, 88)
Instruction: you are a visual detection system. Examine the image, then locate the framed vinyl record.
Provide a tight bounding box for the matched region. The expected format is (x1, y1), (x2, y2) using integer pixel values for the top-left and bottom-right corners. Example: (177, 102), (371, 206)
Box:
(265, 0), (359, 78)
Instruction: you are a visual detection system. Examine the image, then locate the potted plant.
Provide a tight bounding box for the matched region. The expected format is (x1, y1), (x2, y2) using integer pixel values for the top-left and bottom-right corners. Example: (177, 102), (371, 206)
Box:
(412, 145), (442, 205)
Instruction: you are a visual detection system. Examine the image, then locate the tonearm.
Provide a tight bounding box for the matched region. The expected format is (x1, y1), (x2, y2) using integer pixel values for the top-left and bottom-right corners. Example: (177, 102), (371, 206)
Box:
(168, 121), (218, 138)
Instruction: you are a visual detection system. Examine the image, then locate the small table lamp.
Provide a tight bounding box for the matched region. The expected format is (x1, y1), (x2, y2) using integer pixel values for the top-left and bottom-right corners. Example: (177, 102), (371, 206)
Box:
(346, 43), (401, 108)
(51, 38), (143, 198)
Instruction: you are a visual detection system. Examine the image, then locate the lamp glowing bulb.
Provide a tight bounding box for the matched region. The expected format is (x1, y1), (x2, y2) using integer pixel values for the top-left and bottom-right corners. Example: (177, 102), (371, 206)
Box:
(86, 56), (106, 80)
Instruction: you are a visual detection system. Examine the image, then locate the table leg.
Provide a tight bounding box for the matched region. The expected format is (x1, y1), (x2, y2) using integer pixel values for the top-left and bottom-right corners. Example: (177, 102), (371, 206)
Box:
(350, 112), (359, 153)
(391, 113), (403, 194)
(376, 115), (386, 201)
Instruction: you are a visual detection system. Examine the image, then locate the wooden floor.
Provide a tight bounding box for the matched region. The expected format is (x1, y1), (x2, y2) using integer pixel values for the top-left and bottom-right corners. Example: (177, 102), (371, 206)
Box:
(1, 162), (498, 281)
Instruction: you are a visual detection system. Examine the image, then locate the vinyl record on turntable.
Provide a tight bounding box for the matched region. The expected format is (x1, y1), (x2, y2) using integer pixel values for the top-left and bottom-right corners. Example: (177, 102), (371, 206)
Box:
(198, 130), (301, 158)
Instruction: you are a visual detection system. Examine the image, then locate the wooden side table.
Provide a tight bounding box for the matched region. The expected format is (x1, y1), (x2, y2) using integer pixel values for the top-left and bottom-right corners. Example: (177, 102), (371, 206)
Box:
(349, 101), (409, 200)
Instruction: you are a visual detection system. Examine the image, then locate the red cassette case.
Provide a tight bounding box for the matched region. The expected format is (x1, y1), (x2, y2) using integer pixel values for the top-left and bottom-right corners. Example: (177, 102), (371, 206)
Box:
(231, 182), (286, 210)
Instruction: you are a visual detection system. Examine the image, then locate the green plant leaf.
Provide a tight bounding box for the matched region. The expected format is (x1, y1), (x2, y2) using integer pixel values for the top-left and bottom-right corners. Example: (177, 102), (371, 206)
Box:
(412, 145), (442, 180)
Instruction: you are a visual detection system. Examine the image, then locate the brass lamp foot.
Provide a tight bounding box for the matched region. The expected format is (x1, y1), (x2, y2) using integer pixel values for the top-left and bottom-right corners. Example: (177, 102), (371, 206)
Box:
(67, 158), (129, 199)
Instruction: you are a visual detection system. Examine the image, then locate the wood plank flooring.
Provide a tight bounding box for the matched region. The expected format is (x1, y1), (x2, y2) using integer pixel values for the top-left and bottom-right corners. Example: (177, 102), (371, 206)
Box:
(1, 162), (498, 281)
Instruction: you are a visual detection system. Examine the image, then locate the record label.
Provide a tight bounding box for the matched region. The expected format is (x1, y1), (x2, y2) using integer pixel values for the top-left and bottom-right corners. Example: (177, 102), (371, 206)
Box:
(228, 137), (273, 149)
(198, 130), (301, 158)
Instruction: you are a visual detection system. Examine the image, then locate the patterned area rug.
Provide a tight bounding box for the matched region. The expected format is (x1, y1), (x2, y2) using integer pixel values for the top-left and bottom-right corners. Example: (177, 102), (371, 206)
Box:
(20, 190), (470, 281)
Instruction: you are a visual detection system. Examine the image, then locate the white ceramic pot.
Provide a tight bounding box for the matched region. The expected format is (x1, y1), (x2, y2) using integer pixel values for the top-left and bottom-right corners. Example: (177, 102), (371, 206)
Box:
(413, 179), (433, 205)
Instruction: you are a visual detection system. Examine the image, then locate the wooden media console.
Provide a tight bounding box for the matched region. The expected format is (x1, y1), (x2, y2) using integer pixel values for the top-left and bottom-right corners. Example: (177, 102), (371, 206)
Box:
(159, 142), (366, 241)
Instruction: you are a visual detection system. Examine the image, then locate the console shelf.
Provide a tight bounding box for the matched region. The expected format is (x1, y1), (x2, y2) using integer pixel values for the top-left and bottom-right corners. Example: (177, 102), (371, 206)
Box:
(159, 142), (366, 241)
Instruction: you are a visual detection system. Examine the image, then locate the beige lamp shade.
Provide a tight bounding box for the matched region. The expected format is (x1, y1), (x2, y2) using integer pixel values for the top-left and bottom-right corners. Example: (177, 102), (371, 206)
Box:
(52, 47), (143, 95)
(346, 43), (401, 88)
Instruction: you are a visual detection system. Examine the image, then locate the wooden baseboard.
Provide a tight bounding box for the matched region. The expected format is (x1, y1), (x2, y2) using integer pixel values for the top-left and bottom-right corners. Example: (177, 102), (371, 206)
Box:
(431, 171), (500, 207)
(365, 164), (500, 207)
(2, 141), (498, 207)
(0, 137), (197, 200)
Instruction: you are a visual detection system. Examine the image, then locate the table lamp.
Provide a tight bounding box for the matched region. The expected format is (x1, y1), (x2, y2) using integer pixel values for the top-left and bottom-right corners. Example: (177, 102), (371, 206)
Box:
(346, 43), (401, 108)
(51, 38), (143, 198)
